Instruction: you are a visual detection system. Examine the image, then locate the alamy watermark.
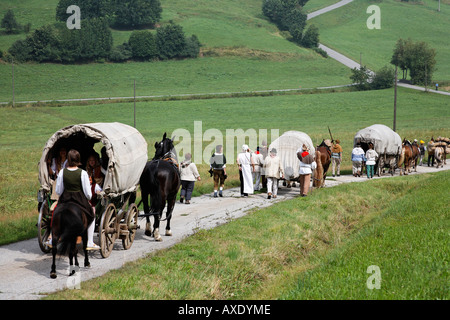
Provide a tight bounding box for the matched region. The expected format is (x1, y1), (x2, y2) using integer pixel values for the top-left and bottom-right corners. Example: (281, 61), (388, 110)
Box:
(66, 5), (81, 29)
(366, 265), (381, 289)
(171, 121), (280, 164)
(367, 5), (381, 30)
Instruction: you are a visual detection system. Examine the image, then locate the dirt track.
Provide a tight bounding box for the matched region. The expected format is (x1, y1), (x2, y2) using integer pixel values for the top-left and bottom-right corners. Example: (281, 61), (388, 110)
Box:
(0, 163), (448, 300)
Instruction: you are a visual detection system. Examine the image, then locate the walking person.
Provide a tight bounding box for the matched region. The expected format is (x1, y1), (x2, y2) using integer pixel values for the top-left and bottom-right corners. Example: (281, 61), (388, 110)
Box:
(209, 145), (227, 197)
(264, 148), (284, 199)
(252, 147), (264, 191)
(237, 144), (255, 197)
(418, 140), (426, 166)
(297, 144), (317, 197)
(179, 153), (201, 204)
(331, 139), (343, 177)
(427, 138), (435, 167)
(351, 143), (365, 177)
(365, 143), (378, 179)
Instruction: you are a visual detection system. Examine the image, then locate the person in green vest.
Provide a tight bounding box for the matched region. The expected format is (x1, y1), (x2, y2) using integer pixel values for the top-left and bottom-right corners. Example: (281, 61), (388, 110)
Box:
(54, 149), (98, 250)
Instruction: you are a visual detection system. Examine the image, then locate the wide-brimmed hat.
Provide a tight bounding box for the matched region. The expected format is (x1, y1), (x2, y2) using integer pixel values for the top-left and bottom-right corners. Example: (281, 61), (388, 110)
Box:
(270, 148), (277, 154)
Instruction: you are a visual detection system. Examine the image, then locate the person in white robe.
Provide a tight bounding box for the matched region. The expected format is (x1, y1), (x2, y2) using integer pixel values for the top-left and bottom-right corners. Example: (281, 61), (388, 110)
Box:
(237, 144), (255, 196)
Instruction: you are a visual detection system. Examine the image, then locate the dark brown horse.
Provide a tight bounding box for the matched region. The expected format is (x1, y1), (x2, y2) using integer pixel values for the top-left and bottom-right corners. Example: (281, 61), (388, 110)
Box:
(50, 202), (91, 279)
(313, 140), (331, 188)
(139, 133), (181, 241)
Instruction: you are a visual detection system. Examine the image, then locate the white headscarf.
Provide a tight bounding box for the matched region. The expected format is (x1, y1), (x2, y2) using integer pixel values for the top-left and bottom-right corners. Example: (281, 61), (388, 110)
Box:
(242, 144), (249, 152)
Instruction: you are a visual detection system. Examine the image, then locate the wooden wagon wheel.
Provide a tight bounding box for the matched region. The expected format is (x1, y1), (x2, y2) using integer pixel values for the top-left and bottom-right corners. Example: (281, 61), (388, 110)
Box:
(122, 203), (139, 250)
(99, 203), (117, 258)
(37, 200), (52, 253)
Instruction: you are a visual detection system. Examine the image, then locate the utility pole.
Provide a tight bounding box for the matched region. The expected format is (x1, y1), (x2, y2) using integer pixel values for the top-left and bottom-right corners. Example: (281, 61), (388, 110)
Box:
(133, 79), (136, 128)
(12, 59), (15, 107)
(393, 65), (398, 132)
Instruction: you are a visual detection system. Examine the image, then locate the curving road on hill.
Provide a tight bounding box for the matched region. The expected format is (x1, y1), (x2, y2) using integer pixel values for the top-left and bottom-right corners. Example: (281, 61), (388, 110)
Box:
(307, 0), (450, 96)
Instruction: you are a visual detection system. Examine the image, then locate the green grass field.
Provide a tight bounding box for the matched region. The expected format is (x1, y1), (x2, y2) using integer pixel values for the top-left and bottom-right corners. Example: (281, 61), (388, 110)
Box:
(309, 0), (450, 83)
(45, 170), (449, 300)
(0, 55), (350, 103)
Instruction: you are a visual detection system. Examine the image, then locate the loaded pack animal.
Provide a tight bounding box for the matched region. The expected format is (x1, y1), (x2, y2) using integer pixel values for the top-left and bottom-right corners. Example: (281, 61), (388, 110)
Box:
(433, 137), (448, 168)
(313, 139), (331, 188)
(434, 146), (446, 168)
(139, 133), (181, 241)
(50, 202), (91, 279)
(398, 139), (413, 175)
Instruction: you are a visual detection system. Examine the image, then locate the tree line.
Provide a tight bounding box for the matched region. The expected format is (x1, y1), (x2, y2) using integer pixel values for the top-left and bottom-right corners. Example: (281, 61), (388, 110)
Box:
(3, 0), (201, 63)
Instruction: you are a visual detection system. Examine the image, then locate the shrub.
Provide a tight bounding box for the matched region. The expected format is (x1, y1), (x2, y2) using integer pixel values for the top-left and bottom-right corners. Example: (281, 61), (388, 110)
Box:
(114, 0), (162, 28)
(156, 23), (186, 60)
(8, 39), (33, 62)
(182, 35), (202, 58)
(301, 24), (319, 48)
(129, 30), (158, 60)
(371, 65), (395, 89)
(350, 66), (372, 91)
(56, 0), (114, 22)
(109, 43), (132, 62)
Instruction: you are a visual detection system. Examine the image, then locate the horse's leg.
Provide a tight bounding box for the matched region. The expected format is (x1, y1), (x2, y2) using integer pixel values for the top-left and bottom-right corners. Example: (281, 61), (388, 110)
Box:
(82, 230), (90, 268)
(145, 216), (152, 237)
(50, 235), (58, 279)
(142, 191), (152, 237)
(165, 196), (177, 236)
(153, 192), (168, 241)
(153, 213), (162, 241)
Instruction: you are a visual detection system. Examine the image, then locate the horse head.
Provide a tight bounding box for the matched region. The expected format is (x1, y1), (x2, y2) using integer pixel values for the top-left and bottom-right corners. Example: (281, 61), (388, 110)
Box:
(153, 133), (175, 160)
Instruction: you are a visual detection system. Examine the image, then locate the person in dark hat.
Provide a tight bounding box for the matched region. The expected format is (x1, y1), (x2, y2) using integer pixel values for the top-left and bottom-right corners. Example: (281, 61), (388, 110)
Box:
(263, 148), (284, 199)
(296, 144), (316, 197)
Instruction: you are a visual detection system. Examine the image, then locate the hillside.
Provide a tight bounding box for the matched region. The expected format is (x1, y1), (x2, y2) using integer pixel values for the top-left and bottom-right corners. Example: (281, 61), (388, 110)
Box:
(309, 0), (450, 82)
(0, 0), (353, 103)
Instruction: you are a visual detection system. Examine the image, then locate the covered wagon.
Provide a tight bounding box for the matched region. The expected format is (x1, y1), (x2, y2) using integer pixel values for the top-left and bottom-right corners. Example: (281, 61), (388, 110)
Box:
(37, 122), (148, 257)
(268, 130), (315, 185)
(353, 124), (402, 176)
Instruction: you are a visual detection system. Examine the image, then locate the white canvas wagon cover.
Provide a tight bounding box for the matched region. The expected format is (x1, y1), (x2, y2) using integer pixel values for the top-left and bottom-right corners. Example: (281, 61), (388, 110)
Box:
(269, 130), (315, 180)
(38, 122), (148, 198)
(353, 124), (402, 155)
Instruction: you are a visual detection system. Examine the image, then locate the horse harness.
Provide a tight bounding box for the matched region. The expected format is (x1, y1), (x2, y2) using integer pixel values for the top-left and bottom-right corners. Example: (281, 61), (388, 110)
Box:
(153, 151), (180, 177)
